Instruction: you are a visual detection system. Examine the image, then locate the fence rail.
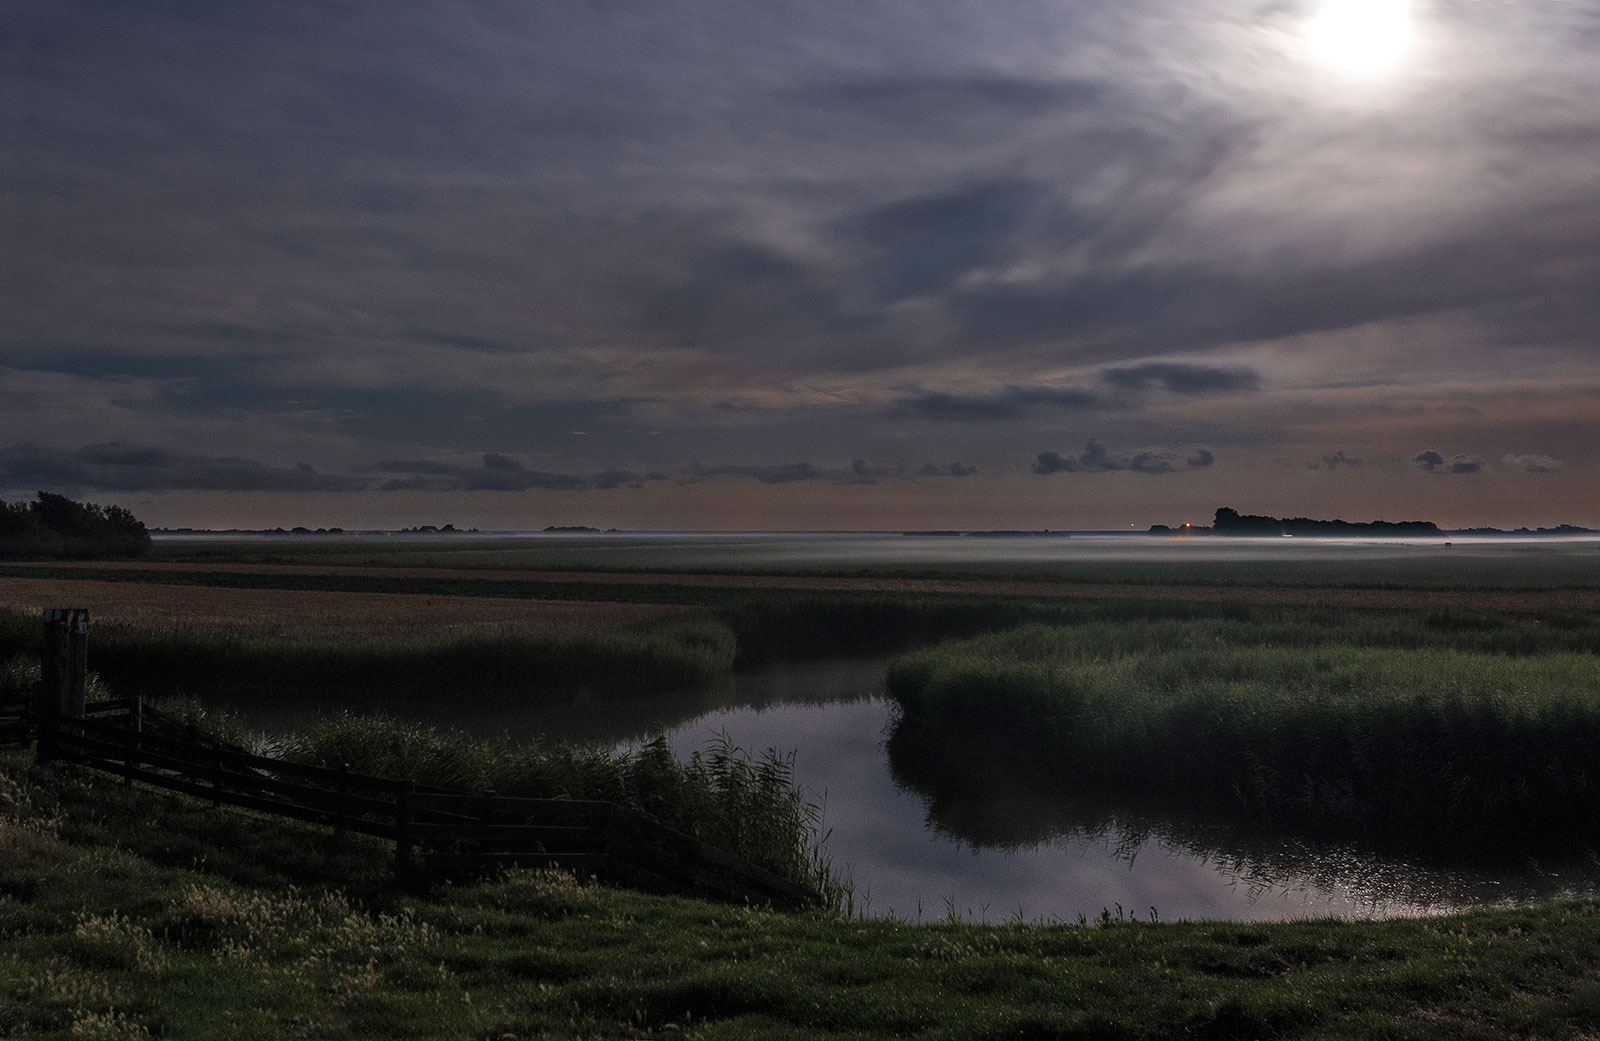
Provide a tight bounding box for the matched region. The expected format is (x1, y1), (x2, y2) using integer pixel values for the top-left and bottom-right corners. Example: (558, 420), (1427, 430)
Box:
(22, 702), (815, 910)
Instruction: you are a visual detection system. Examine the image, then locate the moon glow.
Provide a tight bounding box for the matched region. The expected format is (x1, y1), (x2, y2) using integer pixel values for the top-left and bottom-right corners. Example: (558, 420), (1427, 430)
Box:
(1304, 0), (1414, 78)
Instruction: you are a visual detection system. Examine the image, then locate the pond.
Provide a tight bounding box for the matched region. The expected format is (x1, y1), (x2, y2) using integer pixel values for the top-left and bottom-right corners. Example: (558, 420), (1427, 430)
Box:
(223, 655), (1600, 923)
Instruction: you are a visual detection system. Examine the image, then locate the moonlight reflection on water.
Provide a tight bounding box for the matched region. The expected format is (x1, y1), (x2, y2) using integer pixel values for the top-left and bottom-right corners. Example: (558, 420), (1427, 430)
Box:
(629, 660), (1599, 923)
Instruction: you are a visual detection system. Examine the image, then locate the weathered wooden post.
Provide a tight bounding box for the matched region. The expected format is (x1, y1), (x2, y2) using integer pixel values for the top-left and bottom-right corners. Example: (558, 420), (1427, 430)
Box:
(35, 608), (88, 764)
(334, 762), (351, 837)
(121, 693), (144, 785)
(394, 779), (417, 884)
(477, 789), (497, 858)
(122, 717), (134, 787)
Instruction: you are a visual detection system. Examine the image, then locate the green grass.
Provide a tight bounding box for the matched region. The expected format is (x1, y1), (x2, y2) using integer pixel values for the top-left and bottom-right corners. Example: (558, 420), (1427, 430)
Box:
(10, 747), (1600, 1039)
(886, 615), (1600, 854)
(0, 609), (736, 699)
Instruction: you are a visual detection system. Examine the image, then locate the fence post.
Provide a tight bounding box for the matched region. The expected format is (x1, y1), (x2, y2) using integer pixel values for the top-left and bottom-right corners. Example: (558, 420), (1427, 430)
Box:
(122, 721), (133, 787)
(335, 762), (350, 838)
(120, 694), (143, 787)
(35, 608), (88, 765)
(477, 789), (497, 857)
(210, 744), (223, 809)
(394, 780), (417, 884)
(41, 608), (89, 719)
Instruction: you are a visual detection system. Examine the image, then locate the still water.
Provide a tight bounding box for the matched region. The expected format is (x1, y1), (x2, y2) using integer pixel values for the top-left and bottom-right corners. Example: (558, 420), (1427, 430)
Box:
(230, 655), (1600, 924)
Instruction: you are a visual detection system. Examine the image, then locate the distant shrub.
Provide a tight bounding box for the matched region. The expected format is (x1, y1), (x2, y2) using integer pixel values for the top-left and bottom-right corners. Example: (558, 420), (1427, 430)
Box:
(0, 492), (150, 560)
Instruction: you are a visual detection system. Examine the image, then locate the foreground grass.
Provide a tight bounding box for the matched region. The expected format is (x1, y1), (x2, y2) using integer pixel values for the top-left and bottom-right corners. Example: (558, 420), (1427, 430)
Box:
(887, 614), (1600, 854)
(9, 749), (1600, 1040)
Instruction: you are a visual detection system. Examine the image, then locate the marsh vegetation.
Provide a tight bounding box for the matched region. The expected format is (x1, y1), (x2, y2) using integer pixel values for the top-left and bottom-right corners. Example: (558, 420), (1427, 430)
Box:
(887, 608), (1600, 856)
(9, 746), (1600, 1039)
(6, 533), (1600, 1036)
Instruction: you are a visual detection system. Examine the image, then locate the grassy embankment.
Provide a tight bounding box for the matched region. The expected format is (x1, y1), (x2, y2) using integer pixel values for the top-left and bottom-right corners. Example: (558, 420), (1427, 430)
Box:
(10, 745), (1600, 1040)
(887, 608), (1600, 858)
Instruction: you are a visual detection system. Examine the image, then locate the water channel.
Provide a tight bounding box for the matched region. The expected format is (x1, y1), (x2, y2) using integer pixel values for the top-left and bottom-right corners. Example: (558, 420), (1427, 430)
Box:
(226, 654), (1600, 924)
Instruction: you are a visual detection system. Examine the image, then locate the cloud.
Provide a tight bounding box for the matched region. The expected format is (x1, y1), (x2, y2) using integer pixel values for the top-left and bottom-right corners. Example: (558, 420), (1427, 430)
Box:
(893, 384), (1102, 422)
(1307, 450), (1363, 471)
(1502, 453), (1563, 474)
(918, 462), (978, 478)
(690, 462), (823, 485)
(895, 391), (1026, 422)
(5, 1), (1599, 526)
(842, 179), (1047, 304)
(0, 441), (362, 494)
(1032, 451), (1077, 475)
(375, 455), (623, 492)
(1033, 439), (1215, 475)
(1101, 363), (1260, 395)
(794, 74), (1104, 121)
(1413, 450), (1485, 475)
(843, 459), (885, 485)
(893, 365), (1257, 424)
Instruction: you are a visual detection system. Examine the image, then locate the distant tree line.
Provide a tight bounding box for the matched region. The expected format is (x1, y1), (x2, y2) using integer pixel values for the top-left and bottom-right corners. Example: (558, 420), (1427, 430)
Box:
(1213, 507), (1440, 537)
(0, 492), (152, 559)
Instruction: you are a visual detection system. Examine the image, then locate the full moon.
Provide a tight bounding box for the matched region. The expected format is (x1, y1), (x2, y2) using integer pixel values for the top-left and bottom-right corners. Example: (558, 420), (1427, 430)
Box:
(1304, 0), (1414, 78)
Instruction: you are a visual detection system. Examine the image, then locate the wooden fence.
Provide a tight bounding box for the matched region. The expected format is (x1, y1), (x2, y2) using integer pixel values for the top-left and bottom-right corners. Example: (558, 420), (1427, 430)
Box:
(6, 694), (816, 910)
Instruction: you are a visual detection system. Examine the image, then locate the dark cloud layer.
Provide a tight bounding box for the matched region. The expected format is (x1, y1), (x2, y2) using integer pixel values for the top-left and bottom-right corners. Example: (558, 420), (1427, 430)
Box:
(1308, 451), (1363, 471)
(894, 385), (1102, 422)
(1102, 363), (1260, 396)
(895, 363), (1257, 422)
(1033, 439), (1216, 476)
(0, 443), (361, 494)
(1412, 451), (1485, 475)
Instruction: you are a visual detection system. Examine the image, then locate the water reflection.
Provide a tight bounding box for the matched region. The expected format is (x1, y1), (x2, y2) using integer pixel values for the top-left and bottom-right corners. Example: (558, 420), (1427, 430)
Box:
(883, 718), (1600, 918)
(220, 656), (1600, 922)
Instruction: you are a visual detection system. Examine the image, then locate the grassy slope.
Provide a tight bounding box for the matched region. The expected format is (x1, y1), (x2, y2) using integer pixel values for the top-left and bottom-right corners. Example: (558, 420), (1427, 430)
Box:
(8, 749), (1600, 1041)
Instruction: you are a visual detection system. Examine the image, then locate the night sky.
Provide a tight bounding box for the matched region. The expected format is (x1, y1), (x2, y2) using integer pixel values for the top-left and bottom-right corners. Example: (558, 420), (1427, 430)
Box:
(6, 1), (1598, 530)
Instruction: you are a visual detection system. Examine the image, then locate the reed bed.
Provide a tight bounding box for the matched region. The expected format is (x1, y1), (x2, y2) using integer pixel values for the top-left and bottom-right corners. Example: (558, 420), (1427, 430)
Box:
(0, 608), (734, 699)
(887, 616), (1600, 852)
(269, 713), (839, 901)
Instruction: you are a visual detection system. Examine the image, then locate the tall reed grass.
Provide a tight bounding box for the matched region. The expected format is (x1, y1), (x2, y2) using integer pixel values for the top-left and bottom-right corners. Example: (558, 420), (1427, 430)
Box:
(272, 714), (840, 903)
(887, 617), (1600, 852)
(0, 609), (735, 698)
